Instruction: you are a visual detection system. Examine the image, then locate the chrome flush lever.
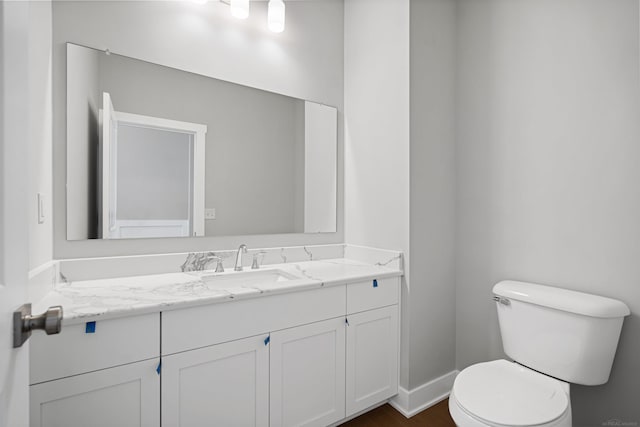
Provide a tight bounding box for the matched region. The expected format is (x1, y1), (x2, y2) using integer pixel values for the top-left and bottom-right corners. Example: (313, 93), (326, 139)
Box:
(13, 303), (63, 348)
(493, 296), (511, 306)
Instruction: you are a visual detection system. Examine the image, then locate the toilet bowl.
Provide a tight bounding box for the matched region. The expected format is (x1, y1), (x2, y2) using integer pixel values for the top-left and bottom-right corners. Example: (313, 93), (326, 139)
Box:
(449, 360), (571, 427)
(448, 281), (630, 427)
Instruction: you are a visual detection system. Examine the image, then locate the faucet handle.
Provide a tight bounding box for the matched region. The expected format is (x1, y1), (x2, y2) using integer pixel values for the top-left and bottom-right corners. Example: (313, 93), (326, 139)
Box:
(212, 256), (225, 273)
(201, 253), (224, 272)
(251, 251), (267, 270)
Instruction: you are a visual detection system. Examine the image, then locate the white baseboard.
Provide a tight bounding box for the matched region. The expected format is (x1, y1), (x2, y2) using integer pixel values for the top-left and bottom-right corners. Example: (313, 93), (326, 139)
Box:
(389, 370), (459, 418)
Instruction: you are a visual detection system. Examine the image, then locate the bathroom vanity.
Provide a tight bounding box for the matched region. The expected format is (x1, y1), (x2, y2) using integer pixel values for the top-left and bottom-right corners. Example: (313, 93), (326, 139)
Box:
(29, 256), (402, 427)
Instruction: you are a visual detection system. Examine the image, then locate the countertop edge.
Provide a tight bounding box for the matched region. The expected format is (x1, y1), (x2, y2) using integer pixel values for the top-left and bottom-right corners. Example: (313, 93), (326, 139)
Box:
(55, 264), (403, 326)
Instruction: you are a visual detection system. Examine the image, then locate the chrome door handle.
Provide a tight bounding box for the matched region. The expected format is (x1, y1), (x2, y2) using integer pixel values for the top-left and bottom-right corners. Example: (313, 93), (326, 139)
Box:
(13, 303), (63, 348)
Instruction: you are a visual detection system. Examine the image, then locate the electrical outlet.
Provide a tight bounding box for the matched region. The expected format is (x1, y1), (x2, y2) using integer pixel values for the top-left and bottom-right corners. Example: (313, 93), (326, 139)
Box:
(205, 208), (216, 220)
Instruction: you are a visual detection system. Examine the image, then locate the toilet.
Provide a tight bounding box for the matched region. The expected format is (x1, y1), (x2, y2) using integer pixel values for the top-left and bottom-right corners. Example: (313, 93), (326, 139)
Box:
(449, 280), (630, 427)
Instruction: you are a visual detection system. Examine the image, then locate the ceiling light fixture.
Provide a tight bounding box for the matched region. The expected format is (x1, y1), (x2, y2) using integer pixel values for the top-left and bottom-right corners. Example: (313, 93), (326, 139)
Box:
(222, 0), (286, 32)
(267, 0), (285, 33)
(230, 0), (249, 19)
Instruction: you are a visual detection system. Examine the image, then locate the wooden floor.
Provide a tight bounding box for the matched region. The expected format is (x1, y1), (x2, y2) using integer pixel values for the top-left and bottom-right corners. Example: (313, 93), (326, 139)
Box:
(341, 399), (456, 427)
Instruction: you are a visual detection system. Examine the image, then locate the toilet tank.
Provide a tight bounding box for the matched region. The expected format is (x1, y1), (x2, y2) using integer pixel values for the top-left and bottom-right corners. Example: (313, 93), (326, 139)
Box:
(493, 281), (630, 386)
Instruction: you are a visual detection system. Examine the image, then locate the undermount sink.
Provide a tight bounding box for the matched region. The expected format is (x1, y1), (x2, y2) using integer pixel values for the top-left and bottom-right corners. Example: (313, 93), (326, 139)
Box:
(197, 269), (299, 288)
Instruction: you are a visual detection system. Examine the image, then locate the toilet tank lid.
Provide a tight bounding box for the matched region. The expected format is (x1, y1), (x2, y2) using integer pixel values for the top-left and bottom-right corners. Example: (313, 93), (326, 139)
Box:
(493, 281), (630, 318)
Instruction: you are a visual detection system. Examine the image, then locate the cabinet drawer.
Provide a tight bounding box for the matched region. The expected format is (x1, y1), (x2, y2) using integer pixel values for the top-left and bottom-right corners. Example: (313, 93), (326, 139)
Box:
(346, 277), (399, 314)
(162, 285), (346, 355)
(30, 313), (160, 385)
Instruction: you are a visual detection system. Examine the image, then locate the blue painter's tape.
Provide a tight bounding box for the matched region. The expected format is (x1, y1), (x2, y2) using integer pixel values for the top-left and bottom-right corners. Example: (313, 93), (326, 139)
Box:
(264, 335), (270, 346)
(156, 361), (161, 375)
(85, 321), (96, 333)
(373, 279), (378, 288)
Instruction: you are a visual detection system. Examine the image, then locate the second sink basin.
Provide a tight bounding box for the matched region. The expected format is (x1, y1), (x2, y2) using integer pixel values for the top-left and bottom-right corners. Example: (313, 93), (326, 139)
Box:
(198, 269), (299, 289)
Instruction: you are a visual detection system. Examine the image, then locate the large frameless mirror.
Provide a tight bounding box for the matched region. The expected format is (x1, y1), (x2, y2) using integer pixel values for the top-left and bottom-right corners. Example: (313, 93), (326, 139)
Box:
(65, 43), (337, 240)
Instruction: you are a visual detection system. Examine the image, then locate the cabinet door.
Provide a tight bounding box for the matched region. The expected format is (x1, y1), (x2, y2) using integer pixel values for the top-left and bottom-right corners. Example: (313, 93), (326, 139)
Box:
(270, 317), (346, 427)
(346, 305), (399, 416)
(162, 334), (269, 427)
(30, 358), (160, 427)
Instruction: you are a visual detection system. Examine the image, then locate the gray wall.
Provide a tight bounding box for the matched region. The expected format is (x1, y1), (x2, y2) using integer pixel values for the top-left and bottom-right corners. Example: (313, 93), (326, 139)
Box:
(53, 0), (343, 258)
(408, 0), (457, 390)
(344, 0), (411, 388)
(456, 0), (640, 424)
(344, 0), (458, 395)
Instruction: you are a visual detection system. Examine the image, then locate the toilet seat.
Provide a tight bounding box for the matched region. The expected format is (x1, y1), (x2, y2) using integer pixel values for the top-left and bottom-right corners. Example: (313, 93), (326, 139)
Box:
(451, 359), (569, 427)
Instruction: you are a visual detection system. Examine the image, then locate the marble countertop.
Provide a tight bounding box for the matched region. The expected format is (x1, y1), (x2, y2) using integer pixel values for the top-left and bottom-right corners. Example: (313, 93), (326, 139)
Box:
(35, 258), (402, 326)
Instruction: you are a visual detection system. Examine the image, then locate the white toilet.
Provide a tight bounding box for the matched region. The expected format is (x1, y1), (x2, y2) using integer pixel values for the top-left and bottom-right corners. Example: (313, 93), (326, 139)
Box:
(449, 280), (630, 427)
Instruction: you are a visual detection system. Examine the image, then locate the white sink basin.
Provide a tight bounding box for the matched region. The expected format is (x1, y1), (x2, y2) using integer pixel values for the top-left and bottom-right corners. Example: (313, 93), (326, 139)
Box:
(198, 269), (299, 289)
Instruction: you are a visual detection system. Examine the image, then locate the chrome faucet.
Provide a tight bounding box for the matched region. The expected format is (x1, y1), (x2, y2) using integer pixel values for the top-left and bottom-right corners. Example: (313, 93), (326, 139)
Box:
(234, 244), (248, 271)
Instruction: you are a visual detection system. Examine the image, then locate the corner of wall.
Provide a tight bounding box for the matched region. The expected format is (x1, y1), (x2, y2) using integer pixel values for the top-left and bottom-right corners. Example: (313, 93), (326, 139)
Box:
(389, 370), (458, 418)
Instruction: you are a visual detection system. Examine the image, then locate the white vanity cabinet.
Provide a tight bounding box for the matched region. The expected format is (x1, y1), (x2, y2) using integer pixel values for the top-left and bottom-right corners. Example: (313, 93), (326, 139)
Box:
(162, 334), (270, 427)
(159, 277), (400, 427)
(270, 317), (346, 427)
(30, 274), (401, 427)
